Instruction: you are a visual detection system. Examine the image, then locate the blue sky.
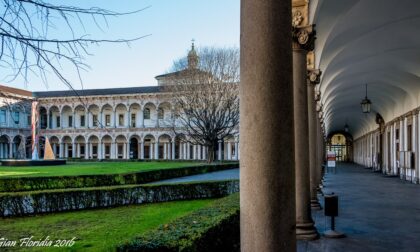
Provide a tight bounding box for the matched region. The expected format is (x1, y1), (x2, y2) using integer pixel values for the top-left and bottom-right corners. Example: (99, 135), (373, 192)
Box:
(3, 0), (240, 91)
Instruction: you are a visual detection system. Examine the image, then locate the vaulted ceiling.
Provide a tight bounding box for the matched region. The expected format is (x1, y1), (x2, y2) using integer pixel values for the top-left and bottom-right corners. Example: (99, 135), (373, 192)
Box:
(311, 0), (420, 138)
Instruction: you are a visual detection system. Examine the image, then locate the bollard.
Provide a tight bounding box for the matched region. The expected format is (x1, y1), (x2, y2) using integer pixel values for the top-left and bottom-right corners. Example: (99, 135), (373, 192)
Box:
(324, 192), (345, 238)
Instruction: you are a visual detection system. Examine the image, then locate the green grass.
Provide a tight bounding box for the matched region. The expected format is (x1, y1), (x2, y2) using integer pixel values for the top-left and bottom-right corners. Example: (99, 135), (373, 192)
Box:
(0, 199), (215, 251)
(0, 161), (202, 178)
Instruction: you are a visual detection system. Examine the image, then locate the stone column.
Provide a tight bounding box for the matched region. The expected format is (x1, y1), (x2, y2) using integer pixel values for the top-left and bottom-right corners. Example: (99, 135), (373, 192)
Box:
(72, 112), (76, 128)
(64, 144), (69, 158)
(292, 25), (318, 240)
(234, 141), (239, 160)
(85, 111), (89, 128)
(182, 143), (187, 160)
(163, 143), (167, 159)
(77, 143), (81, 158)
(140, 110), (144, 128)
(98, 143), (102, 159)
(140, 141), (144, 159)
(218, 140), (222, 161)
(149, 143), (153, 159)
(240, 0), (296, 250)
(127, 142), (130, 159)
(126, 110), (130, 127)
(113, 110), (117, 128)
(59, 142), (64, 158)
(227, 142), (232, 160)
(9, 142), (13, 158)
(47, 112), (50, 129)
(154, 142), (159, 160)
(72, 142), (76, 158)
(172, 140), (175, 160)
(308, 69), (322, 210)
(186, 143), (191, 160)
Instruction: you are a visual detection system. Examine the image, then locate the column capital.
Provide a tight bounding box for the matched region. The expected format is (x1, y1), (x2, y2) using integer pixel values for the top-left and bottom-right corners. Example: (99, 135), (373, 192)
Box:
(307, 69), (322, 86)
(292, 25), (315, 51)
(316, 102), (323, 112)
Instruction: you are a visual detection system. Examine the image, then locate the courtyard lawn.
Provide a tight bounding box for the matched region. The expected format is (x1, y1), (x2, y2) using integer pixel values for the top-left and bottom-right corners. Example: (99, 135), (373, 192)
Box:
(0, 161), (203, 178)
(0, 199), (215, 251)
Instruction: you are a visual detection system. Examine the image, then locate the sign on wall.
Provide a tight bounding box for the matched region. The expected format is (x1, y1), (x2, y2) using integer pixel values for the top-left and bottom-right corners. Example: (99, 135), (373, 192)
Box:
(327, 151), (336, 168)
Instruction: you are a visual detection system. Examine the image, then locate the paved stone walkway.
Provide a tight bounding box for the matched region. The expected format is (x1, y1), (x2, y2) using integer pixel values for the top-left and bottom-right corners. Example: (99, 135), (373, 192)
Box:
(298, 163), (420, 252)
(148, 168), (239, 184)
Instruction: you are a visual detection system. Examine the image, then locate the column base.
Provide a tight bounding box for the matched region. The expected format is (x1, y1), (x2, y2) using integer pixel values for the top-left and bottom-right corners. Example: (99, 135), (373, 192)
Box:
(324, 229), (345, 238)
(296, 222), (319, 240)
(311, 199), (322, 210)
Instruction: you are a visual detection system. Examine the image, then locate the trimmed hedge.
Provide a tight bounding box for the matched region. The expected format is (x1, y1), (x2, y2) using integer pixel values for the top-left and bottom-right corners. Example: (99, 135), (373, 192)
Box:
(0, 163), (238, 192)
(118, 193), (240, 252)
(0, 180), (239, 217)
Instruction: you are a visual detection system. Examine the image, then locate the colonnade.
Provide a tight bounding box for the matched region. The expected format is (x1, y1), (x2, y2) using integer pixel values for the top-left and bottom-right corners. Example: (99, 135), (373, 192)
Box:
(48, 137), (239, 161)
(354, 111), (420, 183)
(240, 0), (326, 250)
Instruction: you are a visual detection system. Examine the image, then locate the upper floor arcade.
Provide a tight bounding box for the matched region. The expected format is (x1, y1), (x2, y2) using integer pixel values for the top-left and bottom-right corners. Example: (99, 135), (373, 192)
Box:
(34, 86), (180, 131)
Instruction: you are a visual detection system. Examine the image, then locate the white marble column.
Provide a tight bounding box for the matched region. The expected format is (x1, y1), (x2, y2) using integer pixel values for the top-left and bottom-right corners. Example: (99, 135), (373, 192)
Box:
(218, 141), (222, 161)
(77, 143), (81, 158)
(234, 141), (239, 160)
(163, 143), (167, 159)
(197, 145), (201, 160)
(140, 110), (144, 128)
(71, 143), (76, 158)
(140, 141), (144, 159)
(172, 140), (175, 160)
(64, 144), (69, 158)
(149, 143), (153, 159)
(9, 142), (13, 158)
(155, 141), (159, 159)
(47, 113), (50, 129)
(186, 143), (191, 160)
(227, 142), (232, 160)
(113, 110), (117, 128)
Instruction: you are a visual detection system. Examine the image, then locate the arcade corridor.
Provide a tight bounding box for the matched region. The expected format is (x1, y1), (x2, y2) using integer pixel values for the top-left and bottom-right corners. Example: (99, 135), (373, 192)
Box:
(298, 163), (420, 252)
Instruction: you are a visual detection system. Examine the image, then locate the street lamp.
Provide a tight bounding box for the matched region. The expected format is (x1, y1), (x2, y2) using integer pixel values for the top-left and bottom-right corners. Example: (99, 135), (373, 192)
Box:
(344, 123), (349, 132)
(360, 84), (371, 113)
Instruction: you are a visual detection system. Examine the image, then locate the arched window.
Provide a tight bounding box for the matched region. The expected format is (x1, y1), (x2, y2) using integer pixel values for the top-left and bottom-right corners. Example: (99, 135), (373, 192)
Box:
(158, 108), (164, 119)
(144, 108), (150, 119)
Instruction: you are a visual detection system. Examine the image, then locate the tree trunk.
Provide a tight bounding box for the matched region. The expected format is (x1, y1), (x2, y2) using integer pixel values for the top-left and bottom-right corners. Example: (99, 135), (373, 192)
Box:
(207, 144), (215, 163)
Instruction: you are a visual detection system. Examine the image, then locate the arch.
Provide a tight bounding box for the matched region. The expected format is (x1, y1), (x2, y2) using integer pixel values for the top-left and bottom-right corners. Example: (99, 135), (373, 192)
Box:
(158, 133), (172, 159)
(327, 132), (353, 162)
(101, 134), (113, 160)
(157, 102), (172, 120)
(143, 134), (156, 159)
(88, 135), (100, 143)
(143, 102), (157, 127)
(175, 134), (187, 160)
(129, 134), (141, 159)
(39, 106), (48, 129)
(114, 135), (127, 159)
(101, 104), (113, 127)
(115, 104), (128, 127)
(49, 106), (60, 129)
(87, 104), (100, 128)
(129, 103), (141, 128)
(0, 135), (11, 159)
(61, 135), (72, 143)
(49, 136), (60, 158)
(61, 105), (73, 128)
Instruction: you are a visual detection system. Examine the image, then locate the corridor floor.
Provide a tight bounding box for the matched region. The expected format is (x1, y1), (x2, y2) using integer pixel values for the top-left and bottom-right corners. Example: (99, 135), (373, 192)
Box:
(298, 163), (420, 252)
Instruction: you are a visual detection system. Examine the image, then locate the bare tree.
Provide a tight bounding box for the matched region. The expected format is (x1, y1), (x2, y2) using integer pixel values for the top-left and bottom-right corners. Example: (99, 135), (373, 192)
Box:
(0, 0), (149, 88)
(0, 0), (149, 131)
(167, 46), (240, 163)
